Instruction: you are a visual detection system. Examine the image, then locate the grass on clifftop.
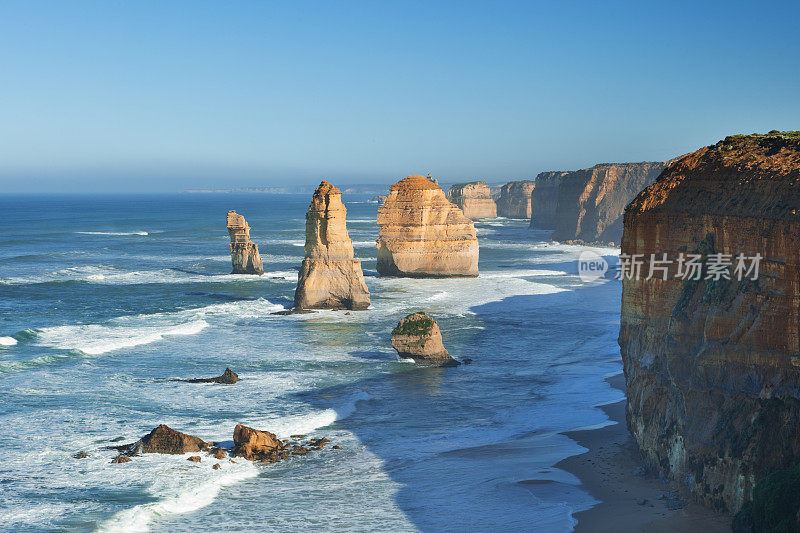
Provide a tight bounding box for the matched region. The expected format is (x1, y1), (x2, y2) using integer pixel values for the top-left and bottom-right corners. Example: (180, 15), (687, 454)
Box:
(392, 314), (435, 336)
(733, 463), (800, 532)
(714, 130), (800, 151)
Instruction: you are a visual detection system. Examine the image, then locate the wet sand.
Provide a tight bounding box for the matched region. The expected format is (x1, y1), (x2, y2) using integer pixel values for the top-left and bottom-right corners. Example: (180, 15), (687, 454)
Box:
(556, 374), (731, 532)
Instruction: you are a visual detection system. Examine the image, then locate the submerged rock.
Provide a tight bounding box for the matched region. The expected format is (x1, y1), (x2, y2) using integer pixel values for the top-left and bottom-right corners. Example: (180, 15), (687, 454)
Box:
(377, 175), (478, 277)
(111, 455), (131, 464)
(183, 367), (239, 384)
(120, 424), (209, 455)
(390, 312), (460, 367)
(294, 181), (370, 310)
(227, 211), (264, 275)
(496, 180), (536, 219)
(73, 451), (89, 459)
(620, 131), (800, 513)
(447, 182), (497, 219)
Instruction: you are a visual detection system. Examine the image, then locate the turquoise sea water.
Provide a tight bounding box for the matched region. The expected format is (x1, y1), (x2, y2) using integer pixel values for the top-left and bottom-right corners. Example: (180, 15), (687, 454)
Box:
(0, 193), (622, 532)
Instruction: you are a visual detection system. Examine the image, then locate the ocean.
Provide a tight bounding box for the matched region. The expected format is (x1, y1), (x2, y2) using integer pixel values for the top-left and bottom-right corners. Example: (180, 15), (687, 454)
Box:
(0, 193), (623, 532)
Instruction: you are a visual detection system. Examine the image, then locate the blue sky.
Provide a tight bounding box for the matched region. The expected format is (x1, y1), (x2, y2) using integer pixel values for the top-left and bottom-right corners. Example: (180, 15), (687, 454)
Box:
(1, 0), (798, 192)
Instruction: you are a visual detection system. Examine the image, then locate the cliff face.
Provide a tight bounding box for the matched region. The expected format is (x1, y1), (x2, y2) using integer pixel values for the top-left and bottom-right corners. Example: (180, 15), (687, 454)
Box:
(552, 162), (667, 244)
(530, 171), (565, 229)
(619, 132), (800, 513)
(294, 181), (370, 310)
(447, 182), (497, 219)
(377, 175), (478, 277)
(227, 211), (264, 275)
(496, 180), (535, 219)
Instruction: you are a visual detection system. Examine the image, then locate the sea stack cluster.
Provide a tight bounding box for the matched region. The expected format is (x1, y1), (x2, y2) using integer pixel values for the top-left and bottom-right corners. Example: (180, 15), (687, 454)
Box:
(391, 312), (459, 367)
(227, 211), (264, 275)
(496, 180), (535, 219)
(377, 175), (479, 277)
(294, 181), (370, 310)
(447, 181), (497, 219)
(619, 132), (800, 513)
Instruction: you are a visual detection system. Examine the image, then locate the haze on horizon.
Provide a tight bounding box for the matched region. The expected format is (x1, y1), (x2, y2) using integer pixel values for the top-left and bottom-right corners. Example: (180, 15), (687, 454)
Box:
(0, 0), (798, 193)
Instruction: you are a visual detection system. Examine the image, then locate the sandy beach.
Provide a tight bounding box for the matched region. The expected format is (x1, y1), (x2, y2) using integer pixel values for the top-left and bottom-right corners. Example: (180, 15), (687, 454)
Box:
(557, 374), (731, 532)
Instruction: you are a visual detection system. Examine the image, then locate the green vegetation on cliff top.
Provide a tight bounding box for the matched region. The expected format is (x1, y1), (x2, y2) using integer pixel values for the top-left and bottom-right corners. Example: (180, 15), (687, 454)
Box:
(392, 313), (435, 336)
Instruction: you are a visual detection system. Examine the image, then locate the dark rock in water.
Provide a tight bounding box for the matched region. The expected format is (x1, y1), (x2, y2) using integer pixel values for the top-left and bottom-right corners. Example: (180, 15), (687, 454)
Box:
(462, 358), (473, 365)
(73, 451), (89, 459)
(272, 308), (316, 316)
(119, 424), (209, 455)
(111, 455), (131, 464)
(184, 368), (239, 384)
(332, 445), (341, 450)
(210, 448), (228, 460)
(187, 456), (201, 463)
(212, 463), (221, 470)
(636, 498), (647, 506)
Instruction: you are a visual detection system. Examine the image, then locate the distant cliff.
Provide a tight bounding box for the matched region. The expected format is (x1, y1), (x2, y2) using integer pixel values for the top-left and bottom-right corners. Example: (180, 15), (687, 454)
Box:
(530, 171), (565, 229)
(447, 182), (497, 219)
(620, 132), (800, 513)
(496, 181), (535, 219)
(552, 162), (667, 244)
(377, 175), (478, 277)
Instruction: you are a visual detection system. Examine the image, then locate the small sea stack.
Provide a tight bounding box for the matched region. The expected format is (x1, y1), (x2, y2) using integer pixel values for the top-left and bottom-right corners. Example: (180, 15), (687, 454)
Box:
(293, 181), (370, 310)
(118, 424), (210, 456)
(183, 367), (239, 384)
(496, 180), (536, 219)
(376, 175), (479, 277)
(447, 181), (497, 219)
(227, 211), (264, 275)
(391, 312), (460, 367)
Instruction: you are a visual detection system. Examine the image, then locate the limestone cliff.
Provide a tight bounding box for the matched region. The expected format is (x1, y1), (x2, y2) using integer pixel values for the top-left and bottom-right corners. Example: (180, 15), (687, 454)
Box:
(619, 132), (800, 513)
(391, 312), (459, 366)
(227, 211), (264, 275)
(551, 162), (667, 244)
(530, 171), (565, 229)
(447, 181), (497, 219)
(294, 181), (370, 310)
(496, 180), (535, 218)
(377, 176), (478, 277)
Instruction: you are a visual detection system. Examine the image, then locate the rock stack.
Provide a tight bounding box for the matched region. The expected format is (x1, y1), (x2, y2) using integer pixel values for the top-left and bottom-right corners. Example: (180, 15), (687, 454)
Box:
(496, 180), (536, 218)
(447, 182), (497, 219)
(619, 132), (800, 513)
(376, 175), (479, 277)
(227, 211), (264, 275)
(391, 312), (459, 367)
(294, 181), (370, 310)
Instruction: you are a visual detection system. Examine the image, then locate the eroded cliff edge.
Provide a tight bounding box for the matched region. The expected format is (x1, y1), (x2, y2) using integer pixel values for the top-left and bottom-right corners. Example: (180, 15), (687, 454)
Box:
(377, 175), (478, 277)
(619, 132), (800, 514)
(294, 181), (370, 310)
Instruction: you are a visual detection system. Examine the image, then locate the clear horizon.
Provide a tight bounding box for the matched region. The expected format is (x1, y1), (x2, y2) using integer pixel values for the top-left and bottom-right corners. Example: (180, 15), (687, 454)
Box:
(1, 0), (798, 193)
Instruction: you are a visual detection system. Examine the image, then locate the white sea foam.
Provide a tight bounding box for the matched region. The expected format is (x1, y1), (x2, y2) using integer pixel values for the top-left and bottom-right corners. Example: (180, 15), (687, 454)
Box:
(0, 336), (18, 346)
(75, 231), (149, 236)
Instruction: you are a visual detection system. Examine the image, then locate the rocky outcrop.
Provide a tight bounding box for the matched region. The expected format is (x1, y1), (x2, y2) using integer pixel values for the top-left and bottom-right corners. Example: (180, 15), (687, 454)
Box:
(619, 132), (800, 514)
(184, 367), (239, 384)
(550, 162), (667, 244)
(391, 312), (459, 367)
(530, 171), (565, 229)
(293, 181), (370, 310)
(496, 180), (536, 218)
(232, 424), (281, 460)
(447, 182), (497, 219)
(376, 175), (479, 277)
(227, 211), (264, 275)
(121, 424), (210, 455)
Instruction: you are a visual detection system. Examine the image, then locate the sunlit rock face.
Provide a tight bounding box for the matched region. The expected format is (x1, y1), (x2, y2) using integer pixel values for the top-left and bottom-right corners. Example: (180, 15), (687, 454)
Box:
(227, 211), (264, 275)
(294, 181), (370, 310)
(376, 175), (478, 278)
(620, 132), (800, 513)
(496, 180), (535, 219)
(447, 182), (497, 219)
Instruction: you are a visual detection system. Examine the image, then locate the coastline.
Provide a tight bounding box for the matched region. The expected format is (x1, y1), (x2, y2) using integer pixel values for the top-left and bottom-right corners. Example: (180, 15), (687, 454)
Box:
(557, 373), (731, 532)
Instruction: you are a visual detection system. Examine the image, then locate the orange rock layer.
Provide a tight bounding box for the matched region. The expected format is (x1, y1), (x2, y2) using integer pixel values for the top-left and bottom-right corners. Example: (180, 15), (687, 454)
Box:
(447, 181), (497, 219)
(496, 180), (535, 219)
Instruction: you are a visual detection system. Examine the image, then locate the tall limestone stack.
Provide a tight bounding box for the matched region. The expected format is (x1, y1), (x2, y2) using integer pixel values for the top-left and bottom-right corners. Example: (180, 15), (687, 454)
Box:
(447, 182), (497, 219)
(496, 180), (536, 218)
(227, 211), (264, 275)
(377, 175), (478, 277)
(619, 132), (800, 514)
(294, 181), (370, 310)
(550, 162), (667, 244)
(530, 171), (565, 229)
